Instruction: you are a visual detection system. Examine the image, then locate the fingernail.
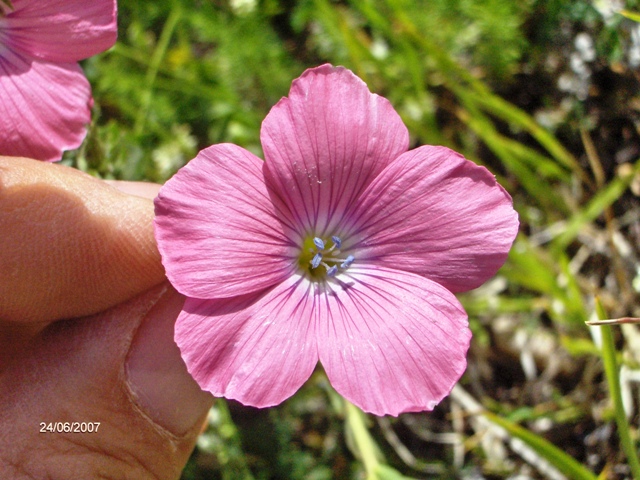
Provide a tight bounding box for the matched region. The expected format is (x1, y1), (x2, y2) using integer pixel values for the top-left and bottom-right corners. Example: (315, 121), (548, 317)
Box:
(125, 285), (213, 436)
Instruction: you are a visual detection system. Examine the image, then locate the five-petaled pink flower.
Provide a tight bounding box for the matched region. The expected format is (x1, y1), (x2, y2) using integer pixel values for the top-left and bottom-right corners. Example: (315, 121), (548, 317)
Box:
(154, 64), (519, 416)
(0, 0), (117, 161)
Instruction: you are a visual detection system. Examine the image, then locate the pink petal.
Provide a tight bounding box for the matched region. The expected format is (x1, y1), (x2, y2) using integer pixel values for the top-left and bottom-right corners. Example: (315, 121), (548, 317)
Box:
(154, 144), (295, 299)
(348, 146), (519, 293)
(0, 50), (91, 161)
(317, 267), (470, 416)
(0, 0), (117, 63)
(175, 275), (319, 407)
(261, 64), (409, 236)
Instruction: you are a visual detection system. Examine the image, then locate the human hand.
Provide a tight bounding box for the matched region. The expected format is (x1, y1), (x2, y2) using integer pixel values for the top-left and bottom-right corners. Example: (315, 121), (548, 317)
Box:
(0, 157), (213, 479)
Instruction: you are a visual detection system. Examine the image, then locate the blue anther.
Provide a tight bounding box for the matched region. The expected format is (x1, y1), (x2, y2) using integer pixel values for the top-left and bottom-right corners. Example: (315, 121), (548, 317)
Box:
(341, 255), (355, 269)
(311, 253), (323, 269)
(326, 265), (338, 277)
(331, 236), (342, 249)
(313, 237), (325, 250)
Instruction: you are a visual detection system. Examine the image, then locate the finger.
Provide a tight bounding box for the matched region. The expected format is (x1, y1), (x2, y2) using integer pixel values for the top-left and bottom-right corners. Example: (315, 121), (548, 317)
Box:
(0, 157), (165, 323)
(0, 283), (213, 479)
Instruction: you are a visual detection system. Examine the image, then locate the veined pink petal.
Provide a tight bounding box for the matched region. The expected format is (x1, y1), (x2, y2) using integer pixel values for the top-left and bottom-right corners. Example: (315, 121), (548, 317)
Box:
(154, 144), (295, 299)
(348, 146), (519, 293)
(175, 275), (319, 408)
(0, 50), (91, 161)
(261, 64), (409, 236)
(0, 0), (117, 63)
(317, 266), (470, 417)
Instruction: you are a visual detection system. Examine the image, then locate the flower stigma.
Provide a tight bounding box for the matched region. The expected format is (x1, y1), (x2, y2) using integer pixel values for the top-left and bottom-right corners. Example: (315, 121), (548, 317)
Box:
(298, 235), (355, 280)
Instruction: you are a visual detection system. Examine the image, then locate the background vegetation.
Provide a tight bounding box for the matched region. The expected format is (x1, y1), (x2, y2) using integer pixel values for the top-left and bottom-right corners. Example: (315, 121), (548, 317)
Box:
(69, 0), (640, 478)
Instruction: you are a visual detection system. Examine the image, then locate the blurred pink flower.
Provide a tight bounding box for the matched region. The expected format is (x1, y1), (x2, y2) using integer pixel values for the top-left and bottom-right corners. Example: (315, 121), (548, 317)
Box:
(0, 0), (117, 161)
(154, 65), (519, 416)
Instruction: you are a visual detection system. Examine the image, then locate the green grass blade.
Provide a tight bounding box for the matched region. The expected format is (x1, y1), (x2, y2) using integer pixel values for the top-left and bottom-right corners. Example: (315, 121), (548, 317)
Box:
(464, 89), (587, 181)
(373, 464), (419, 480)
(620, 10), (640, 22)
(483, 412), (597, 480)
(457, 102), (571, 214)
(552, 158), (640, 251)
(594, 299), (640, 479)
(134, 2), (182, 135)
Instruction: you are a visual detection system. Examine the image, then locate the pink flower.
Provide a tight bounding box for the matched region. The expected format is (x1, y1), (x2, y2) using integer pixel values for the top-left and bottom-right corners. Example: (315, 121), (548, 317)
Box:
(0, 0), (117, 161)
(154, 65), (519, 416)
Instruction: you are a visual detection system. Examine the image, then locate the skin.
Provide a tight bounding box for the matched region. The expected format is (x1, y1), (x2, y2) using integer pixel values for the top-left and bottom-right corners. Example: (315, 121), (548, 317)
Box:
(0, 157), (213, 479)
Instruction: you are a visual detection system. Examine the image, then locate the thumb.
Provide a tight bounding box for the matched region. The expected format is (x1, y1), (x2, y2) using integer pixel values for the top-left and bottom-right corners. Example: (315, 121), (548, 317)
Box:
(0, 156), (165, 323)
(0, 282), (213, 479)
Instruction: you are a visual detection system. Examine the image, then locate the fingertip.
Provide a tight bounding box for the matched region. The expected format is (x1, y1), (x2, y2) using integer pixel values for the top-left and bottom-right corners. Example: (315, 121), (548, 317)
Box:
(0, 157), (165, 322)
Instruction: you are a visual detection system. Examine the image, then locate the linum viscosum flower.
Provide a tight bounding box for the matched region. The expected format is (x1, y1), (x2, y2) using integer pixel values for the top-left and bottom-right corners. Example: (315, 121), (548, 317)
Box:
(0, 0), (117, 161)
(154, 64), (519, 416)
